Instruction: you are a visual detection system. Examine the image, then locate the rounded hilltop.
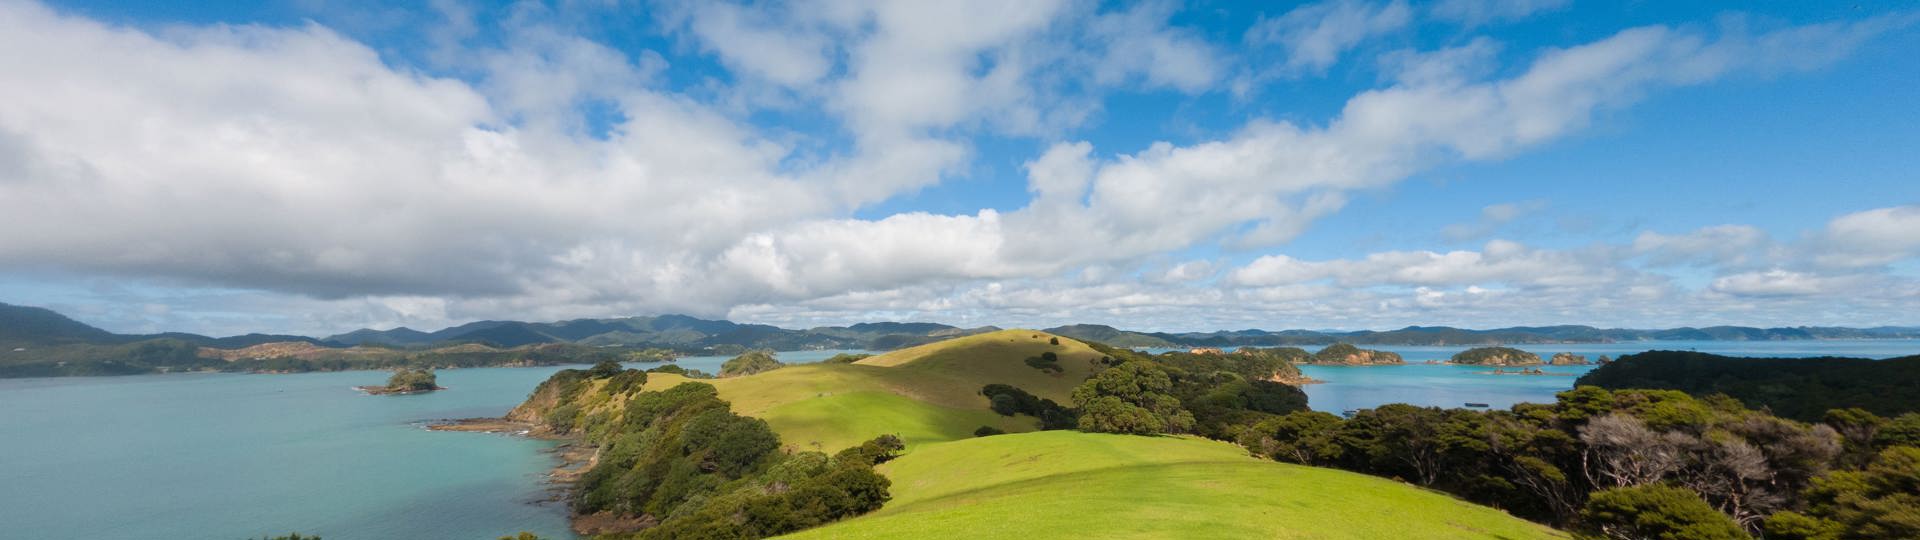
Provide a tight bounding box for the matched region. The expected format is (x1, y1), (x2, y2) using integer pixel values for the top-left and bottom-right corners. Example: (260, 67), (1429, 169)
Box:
(1449, 346), (1542, 366)
(482, 328), (1564, 539)
(1307, 343), (1404, 365)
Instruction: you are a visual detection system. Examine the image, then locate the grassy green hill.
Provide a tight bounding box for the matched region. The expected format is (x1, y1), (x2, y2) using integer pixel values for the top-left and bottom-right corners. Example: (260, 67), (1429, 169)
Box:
(782, 431), (1565, 540)
(545, 329), (1564, 538)
(633, 328), (1096, 450)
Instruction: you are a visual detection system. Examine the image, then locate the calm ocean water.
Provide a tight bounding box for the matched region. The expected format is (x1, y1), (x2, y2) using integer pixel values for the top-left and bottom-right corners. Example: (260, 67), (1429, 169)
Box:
(0, 343), (1911, 539)
(1145, 340), (1920, 414)
(0, 350), (867, 540)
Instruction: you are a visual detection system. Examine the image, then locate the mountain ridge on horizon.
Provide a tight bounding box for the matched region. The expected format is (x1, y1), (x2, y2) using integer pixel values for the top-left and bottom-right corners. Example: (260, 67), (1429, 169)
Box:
(6, 301), (1919, 353)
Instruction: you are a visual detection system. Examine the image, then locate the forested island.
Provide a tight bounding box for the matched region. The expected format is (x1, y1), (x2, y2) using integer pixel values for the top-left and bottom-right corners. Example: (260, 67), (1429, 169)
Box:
(356, 367), (442, 395)
(1449, 346), (1543, 365)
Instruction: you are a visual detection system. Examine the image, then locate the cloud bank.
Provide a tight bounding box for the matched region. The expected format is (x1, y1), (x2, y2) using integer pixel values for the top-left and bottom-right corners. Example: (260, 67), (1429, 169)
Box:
(0, 1), (1914, 335)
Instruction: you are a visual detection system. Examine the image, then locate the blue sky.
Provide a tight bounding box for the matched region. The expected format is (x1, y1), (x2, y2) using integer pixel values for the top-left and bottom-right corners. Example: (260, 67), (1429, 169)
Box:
(0, 0), (1916, 336)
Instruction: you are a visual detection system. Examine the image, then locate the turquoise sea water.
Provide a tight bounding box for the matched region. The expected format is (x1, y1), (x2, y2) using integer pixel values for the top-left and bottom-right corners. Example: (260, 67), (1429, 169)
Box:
(0, 350), (866, 540)
(1280, 340), (1917, 414)
(1, 342), (1913, 539)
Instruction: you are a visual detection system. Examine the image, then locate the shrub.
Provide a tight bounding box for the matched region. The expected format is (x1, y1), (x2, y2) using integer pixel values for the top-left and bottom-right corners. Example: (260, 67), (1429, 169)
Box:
(974, 426), (1006, 437)
(1581, 484), (1747, 540)
(1024, 351), (1063, 373)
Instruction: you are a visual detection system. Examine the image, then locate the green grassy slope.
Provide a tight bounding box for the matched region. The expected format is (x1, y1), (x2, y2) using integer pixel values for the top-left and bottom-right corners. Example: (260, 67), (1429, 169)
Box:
(636, 329), (1099, 450)
(783, 431), (1566, 540)
(855, 329), (1101, 404)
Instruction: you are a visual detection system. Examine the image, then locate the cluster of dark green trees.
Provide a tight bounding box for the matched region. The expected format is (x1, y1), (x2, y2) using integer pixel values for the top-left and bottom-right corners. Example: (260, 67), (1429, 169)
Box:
(1233, 386), (1920, 539)
(1577, 351), (1920, 421)
(1022, 351), (1064, 373)
(979, 343), (1310, 440)
(518, 362), (895, 539)
(980, 384), (1077, 430)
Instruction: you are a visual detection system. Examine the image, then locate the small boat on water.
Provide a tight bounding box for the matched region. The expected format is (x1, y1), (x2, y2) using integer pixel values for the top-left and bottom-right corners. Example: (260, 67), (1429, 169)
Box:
(1464, 402), (1490, 408)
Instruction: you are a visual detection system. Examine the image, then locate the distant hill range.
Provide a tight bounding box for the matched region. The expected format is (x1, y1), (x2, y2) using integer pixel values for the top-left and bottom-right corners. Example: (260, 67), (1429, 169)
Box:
(6, 301), (1919, 355)
(1039, 323), (1920, 348)
(0, 302), (323, 350)
(0, 302), (1003, 353)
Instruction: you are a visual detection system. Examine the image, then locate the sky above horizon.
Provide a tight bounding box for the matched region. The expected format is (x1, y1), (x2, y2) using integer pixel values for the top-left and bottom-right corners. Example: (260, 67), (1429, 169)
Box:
(1, 0), (1917, 337)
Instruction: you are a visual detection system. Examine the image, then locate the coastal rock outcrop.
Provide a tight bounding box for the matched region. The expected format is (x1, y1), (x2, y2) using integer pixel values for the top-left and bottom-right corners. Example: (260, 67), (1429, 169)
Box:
(1308, 343), (1405, 365)
(1549, 353), (1590, 365)
(1449, 347), (1542, 366)
(357, 367), (443, 395)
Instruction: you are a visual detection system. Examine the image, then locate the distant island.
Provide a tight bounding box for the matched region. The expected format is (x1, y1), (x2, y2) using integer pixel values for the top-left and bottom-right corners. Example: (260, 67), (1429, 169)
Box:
(1448, 346), (1542, 366)
(1305, 343), (1404, 365)
(4, 300), (1917, 378)
(357, 367), (443, 395)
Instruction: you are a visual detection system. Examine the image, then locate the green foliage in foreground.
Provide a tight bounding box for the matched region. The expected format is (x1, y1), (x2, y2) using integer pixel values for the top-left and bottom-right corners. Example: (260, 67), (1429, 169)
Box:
(1233, 386), (1920, 538)
(1764, 446), (1920, 540)
(1581, 484), (1747, 540)
(720, 350), (785, 377)
(518, 363), (895, 539)
(1576, 351), (1920, 421)
(782, 431), (1565, 540)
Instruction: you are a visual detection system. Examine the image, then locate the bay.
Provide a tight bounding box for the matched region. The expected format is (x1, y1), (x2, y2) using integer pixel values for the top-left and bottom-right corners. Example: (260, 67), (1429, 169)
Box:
(0, 349), (870, 540)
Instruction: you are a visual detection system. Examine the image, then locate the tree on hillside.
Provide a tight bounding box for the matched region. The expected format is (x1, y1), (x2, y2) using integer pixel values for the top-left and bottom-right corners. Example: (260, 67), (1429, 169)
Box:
(1582, 484), (1748, 540)
(1071, 362), (1193, 435)
(588, 360), (624, 378)
(1764, 446), (1920, 540)
(1241, 411), (1345, 464)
